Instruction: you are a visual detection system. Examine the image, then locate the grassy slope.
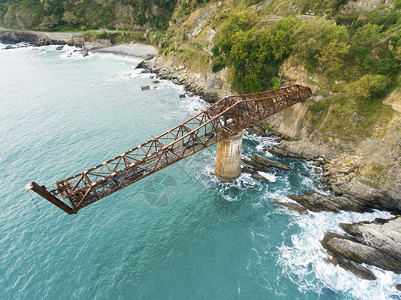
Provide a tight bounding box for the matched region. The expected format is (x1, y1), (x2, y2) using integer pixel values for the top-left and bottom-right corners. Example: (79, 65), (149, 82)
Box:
(1, 0), (399, 184)
(164, 0), (401, 187)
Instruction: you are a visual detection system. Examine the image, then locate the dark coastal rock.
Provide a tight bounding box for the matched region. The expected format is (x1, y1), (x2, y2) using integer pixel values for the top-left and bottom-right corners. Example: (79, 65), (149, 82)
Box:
(81, 47), (88, 57)
(201, 91), (219, 103)
(0, 30), (40, 44)
(56, 45), (64, 50)
(324, 250), (377, 280)
(250, 153), (292, 171)
(342, 180), (401, 213)
(288, 192), (375, 213)
(135, 58), (220, 103)
(268, 140), (334, 161)
(396, 284), (401, 291)
(141, 85), (150, 91)
(246, 125), (266, 136)
(241, 165), (255, 174)
(321, 217), (401, 279)
(179, 94), (186, 98)
(251, 172), (269, 181)
(272, 200), (308, 214)
(242, 154), (292, 175)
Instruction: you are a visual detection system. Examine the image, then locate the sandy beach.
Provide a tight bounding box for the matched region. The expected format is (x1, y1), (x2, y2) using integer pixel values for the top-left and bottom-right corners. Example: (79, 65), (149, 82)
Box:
(91, 43), (158, 59)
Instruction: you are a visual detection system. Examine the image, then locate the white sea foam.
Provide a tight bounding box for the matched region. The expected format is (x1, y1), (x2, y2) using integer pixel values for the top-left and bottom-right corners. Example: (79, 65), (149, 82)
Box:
(88, 51), (142, 63)
(277, 209), (401, 299)
(244, 131), (279, 155)
(0, 43), (35, 52)
(178, 96), (208, 115)
(59, 46), (86, 60)
(257, 171), (277, 182)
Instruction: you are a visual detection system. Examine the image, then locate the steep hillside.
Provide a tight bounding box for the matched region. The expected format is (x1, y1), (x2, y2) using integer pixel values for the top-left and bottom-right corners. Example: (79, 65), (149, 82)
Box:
(0, 0), (178, 31)
(1, 0), (400, 198)
(151, 0), (401, 200)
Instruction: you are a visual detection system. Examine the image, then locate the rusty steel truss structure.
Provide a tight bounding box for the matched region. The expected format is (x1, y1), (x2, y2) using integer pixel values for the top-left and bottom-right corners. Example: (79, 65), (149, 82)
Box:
(26, 85), (312, 214)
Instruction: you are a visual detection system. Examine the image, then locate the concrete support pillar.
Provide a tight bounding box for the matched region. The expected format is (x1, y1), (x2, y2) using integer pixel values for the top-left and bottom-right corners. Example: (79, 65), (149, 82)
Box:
(215, 131), (243, 182)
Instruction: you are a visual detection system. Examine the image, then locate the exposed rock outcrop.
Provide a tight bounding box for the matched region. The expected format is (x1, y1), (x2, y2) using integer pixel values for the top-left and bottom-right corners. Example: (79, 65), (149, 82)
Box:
(136, 56), (231, 103)
(268, 140), (335, 161)
(0, 28), (80, 46)
(242, 153), (292, 176)
(250, 153), (292, 171)
(288, 192), (376, 213)
(288, 189), (401, 214)
(321, 217), (401, 279)
(272, 200), (308, 214)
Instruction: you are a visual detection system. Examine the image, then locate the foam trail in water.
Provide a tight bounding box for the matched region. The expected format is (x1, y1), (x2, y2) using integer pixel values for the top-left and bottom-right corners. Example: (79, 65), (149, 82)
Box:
(243, 131), (279, 156)
(88, 51), (142, 63)
(257, 171), (276, 182)
(278, 210), (401, 299)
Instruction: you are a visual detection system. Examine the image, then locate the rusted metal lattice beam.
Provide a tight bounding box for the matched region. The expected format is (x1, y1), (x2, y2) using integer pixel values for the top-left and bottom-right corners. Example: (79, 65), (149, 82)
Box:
(25, 85), (312, 214)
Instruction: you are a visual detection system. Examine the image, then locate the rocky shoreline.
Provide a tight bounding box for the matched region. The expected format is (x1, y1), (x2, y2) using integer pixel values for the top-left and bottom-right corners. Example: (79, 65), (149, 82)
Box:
(136, 56), (231, 103)
(0, 28), (84, 46)
(322, 217), (401, 280)
(2, 28), (400, 283)
(132, 54), (401, 283)
(239, 123), (401, 281)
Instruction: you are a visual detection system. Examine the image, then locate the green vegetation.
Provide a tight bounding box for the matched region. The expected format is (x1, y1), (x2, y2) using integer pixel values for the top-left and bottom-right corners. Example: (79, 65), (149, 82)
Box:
(309, 93), (395, 140)
(0, 0), (178, 31)
(175, 0), (214, 18)
(348, 74), (391, 100)
(294, 0), (348, 15)
(360, 164), (386, 187)
(203, 2), (400, 139)
(211, 13), (298, 93)
(1, 0), (400, 142)
(292, 19), (350, 74)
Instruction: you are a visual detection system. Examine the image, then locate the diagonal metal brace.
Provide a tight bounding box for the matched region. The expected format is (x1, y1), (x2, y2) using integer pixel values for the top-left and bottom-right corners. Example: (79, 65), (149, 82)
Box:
(25, 182), (75, 215)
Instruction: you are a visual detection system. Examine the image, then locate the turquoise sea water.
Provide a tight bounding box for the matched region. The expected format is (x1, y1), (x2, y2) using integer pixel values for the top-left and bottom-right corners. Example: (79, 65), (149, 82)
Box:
(0, 44), (400, 299)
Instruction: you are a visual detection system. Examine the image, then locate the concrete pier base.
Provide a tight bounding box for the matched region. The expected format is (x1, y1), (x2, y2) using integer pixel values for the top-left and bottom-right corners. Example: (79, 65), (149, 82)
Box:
(215, 131), (243, 181)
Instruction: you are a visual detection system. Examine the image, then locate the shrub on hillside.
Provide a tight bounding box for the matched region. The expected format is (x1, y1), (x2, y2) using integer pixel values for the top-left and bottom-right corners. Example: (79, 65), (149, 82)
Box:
(348, 74), (391, 100)
(291, 19), (350, 74)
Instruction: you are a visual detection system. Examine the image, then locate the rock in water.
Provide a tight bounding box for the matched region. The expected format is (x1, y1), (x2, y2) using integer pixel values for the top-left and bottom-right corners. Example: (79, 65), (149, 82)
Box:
(288, 192), (375, 213)
(321, 217), (401, 279)
(272, 200), (308, 214)
(81, 47), (88, 57)
(141, 85), (150, 91)
(251, 172), (269, 181)
(56, 45), (64, 50)
(250, 153), (292, 171)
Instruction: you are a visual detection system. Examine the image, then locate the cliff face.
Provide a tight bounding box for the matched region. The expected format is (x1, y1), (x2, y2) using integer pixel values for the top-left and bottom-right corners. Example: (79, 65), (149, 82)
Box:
(145, 0), (401, 206)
